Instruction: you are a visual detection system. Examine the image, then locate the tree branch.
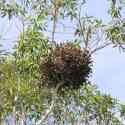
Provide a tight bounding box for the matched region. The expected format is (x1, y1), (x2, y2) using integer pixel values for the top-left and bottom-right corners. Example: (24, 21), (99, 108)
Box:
(91, 42), (112, 54)
(36, 82), (64, 125)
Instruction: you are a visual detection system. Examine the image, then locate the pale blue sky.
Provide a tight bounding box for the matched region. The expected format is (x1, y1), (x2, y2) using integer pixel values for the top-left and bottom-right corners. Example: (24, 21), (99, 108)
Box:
(0, 0), (125, 102)
(86, 0), (125, 102)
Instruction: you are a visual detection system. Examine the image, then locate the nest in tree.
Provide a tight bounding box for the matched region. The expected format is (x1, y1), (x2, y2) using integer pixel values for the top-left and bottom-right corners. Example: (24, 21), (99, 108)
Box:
(40, 43), (92, 90)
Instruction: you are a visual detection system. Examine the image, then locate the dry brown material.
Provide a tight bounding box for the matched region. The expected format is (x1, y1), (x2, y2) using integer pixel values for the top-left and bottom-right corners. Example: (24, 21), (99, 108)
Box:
(40, 43), (92, 90)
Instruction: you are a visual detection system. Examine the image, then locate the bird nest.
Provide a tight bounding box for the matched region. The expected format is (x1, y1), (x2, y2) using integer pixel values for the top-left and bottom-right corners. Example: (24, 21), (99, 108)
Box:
(40, 43), (92, 91)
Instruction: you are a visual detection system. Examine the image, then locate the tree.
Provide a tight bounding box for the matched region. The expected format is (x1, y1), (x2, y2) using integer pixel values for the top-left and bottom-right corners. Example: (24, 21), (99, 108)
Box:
(0, 0), (125, 125)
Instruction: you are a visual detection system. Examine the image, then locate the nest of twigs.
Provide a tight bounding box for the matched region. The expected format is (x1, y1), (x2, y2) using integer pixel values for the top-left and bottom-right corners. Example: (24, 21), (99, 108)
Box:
(40, 43), (92, 90)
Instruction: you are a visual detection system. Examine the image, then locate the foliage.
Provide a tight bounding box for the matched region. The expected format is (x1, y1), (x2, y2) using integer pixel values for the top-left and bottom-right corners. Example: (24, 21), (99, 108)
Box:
(107, 0), (125, 50)
(0, 0), (125, 125)
(38, 84), (123, 125)
(14, 28), (49, 79)
(0, 58), (53, 124)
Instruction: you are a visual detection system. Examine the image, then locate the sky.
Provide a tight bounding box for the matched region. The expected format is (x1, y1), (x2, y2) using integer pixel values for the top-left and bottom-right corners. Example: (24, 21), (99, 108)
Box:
(86, 0), (125, 102)
(0, 0), (125, 102)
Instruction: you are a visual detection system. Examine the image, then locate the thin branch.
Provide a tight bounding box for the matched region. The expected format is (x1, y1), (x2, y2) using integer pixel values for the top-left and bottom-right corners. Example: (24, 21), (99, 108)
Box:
(91, 42), (112, 54)
(78, 5), (86, 47)
(51, 0), (59, 44)
(85, 25), (92, 49)
(36, 82), (64, 125)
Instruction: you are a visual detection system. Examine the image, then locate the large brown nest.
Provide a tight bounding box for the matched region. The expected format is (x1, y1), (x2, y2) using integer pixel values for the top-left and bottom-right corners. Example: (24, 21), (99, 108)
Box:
(40, 43), (92, 90)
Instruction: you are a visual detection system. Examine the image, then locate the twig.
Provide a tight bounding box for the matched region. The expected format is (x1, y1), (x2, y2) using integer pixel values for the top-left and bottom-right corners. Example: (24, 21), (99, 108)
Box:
(91, 42), (112, 54)
(78, 5), (86, 47)
(36, 82), (64, 125)
(51, 0), (59, 44)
